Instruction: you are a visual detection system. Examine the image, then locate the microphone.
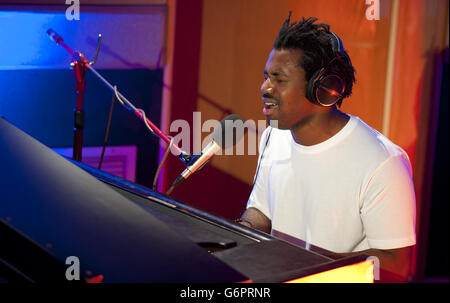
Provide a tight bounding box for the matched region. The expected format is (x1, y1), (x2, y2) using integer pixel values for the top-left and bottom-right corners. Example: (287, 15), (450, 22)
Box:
(168, 114), (244, 193)
(46, 29), (75, 56)
(46, 29), (63, 44)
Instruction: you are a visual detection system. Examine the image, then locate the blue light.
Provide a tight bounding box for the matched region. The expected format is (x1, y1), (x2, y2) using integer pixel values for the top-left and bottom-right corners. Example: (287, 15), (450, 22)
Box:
(0, 10), (71, 69)
(0, 7), (164, 70)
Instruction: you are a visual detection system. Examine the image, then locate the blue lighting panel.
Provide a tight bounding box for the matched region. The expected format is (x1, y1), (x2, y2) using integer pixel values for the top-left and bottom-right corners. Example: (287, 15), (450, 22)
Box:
(0, 6), (166, 69)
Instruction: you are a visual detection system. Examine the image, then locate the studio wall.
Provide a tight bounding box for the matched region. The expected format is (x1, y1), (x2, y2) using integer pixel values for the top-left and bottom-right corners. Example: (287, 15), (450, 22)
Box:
(164, 0), (448, 280)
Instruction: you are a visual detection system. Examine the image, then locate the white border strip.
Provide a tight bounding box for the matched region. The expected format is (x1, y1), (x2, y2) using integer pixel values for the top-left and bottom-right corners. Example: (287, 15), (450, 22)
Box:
(382, 0), (400, 137)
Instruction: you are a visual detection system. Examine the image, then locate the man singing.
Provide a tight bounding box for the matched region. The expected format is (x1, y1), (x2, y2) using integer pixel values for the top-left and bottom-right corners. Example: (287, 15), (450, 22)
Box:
(238, 13), (416, 282)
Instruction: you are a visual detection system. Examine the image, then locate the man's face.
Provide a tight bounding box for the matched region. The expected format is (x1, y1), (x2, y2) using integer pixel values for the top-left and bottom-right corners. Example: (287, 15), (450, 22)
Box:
(261, 48), (315, 130)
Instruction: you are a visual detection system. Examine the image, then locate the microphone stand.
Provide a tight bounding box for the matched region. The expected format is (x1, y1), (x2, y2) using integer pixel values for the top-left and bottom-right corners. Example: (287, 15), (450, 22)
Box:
(71, 35), (102, 162)
(71, 52), (87, 162)
(46, 29), (193, 165)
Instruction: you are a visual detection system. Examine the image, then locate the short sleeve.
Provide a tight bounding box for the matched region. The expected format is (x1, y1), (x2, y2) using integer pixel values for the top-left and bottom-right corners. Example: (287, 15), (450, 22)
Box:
(360, 154), (417, 249)
(246, 127), (272, 220)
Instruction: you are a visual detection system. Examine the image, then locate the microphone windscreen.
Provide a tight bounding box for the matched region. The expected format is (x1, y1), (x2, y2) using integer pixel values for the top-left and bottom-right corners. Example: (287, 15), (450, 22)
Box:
(212, 114), (245, 149)
(46, 29), (61, 43)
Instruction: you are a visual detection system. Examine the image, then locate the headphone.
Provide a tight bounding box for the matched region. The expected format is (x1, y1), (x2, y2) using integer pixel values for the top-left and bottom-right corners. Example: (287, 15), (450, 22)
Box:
(305, 31), (346, 107)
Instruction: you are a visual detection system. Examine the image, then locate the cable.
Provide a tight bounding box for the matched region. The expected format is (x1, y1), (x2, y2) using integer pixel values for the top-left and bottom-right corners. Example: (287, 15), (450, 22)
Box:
(136, 108), (156, 135)
(113, 85), (133, 112)
(112, 85), (179, 193)
(113, 86), (158, 136)
(98, 89), (116, 169)
(108, 78), (182, 154)
(166, 183), (176, 196)
(153, 136), (174, 191)
(112, 87), (175, 193)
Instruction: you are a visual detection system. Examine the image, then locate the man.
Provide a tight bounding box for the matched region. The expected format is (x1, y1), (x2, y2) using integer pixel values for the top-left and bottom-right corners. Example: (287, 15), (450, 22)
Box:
(238, 14), (416, 282)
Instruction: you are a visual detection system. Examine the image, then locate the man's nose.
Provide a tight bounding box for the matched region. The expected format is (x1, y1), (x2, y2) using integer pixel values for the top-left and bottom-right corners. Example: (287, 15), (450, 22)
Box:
(261, 78), (274, 96)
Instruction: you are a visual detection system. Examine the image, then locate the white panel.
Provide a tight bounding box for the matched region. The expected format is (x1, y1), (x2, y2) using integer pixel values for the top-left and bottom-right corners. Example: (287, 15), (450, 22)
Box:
(52, 145), (137, 182)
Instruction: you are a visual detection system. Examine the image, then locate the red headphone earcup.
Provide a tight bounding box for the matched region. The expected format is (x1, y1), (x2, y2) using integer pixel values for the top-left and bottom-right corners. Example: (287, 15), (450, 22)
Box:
(315, 74), (345, 106)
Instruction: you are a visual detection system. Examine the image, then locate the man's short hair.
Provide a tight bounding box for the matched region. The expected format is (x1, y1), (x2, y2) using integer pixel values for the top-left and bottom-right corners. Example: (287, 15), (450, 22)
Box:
(273, 14), (356, 107)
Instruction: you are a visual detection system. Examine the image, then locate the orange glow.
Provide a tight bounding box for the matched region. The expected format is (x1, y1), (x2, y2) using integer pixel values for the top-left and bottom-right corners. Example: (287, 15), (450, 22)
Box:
(285, 260), (374, 283)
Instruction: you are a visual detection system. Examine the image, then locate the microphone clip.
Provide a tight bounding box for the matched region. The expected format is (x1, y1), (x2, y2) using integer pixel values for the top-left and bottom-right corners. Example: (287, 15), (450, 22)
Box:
(178, 151), (195, 165)
(178, 151), (208, 171)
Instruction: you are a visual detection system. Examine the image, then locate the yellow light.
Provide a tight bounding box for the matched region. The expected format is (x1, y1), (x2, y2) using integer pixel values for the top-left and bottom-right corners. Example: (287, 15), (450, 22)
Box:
(285, 260), (374, 283)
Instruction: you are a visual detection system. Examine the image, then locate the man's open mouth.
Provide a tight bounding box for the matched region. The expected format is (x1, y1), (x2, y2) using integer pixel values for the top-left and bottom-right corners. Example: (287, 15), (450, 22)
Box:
(264, 102), (279, 109)
(263, 101), (279, 115)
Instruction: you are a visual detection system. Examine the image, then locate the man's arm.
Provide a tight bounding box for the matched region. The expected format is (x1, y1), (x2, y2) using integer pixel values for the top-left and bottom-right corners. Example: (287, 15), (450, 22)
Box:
(238, 208), (412, 282)
(324, 246), (413, 282)
(237, 207), (271, 234)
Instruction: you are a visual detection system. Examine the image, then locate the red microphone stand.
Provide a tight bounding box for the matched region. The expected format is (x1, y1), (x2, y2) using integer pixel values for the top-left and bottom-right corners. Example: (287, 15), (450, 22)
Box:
(71, 53), (87, 162)
(46, 29), (192, 164)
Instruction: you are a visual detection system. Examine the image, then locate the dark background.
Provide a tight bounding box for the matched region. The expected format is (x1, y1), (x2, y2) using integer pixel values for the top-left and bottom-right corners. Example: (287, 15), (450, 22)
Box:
(0, 69), (163, 189)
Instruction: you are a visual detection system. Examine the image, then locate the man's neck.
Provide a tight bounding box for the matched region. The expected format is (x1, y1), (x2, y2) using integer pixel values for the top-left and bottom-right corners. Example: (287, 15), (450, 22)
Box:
(290, 108), (350, 146)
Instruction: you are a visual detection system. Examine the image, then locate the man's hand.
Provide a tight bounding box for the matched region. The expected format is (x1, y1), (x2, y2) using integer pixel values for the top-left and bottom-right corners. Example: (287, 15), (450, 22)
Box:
(238, 208), (412, 282)
(237, 207), (271, 234)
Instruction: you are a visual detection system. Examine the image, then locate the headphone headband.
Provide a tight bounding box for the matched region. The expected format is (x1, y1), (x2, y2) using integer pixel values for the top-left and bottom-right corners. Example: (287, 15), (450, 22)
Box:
(328, 31), (345, 55)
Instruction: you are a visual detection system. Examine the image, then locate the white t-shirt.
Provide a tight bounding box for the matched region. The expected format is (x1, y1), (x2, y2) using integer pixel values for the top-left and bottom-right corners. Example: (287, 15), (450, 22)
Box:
(247, 114), (416, 253)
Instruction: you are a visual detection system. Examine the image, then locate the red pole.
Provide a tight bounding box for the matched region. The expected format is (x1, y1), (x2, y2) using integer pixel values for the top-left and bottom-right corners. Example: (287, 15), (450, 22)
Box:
(71, 53), (87, 162)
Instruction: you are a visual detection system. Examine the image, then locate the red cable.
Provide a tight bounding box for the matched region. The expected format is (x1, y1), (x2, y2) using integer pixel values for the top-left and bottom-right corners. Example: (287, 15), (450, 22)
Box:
(134, 109), (182, 155)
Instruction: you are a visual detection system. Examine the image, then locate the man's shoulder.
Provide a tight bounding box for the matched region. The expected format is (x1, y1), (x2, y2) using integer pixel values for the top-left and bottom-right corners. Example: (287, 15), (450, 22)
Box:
(350, 115), (410, 163)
